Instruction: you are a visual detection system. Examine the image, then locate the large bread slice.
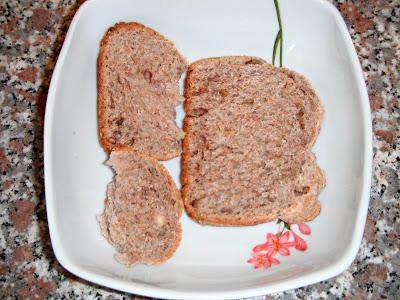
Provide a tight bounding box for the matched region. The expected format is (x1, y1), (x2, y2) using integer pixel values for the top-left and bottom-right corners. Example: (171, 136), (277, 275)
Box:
(98, 147), (183, 265)
(98, 22), (188, 160)
(182, 56), (325, 225)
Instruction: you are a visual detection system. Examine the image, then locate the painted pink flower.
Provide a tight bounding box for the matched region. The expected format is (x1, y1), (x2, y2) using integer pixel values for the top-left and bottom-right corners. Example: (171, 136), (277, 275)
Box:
(247, 251), (280, 269)
(253, 231), (295, 256)
(248, 221), (312, 269)
(297, 223), (311, 235)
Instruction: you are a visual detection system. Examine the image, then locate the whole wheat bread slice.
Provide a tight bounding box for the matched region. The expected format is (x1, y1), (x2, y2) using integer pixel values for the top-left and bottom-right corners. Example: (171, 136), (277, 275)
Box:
(98, 22), (188, 160)
(98, 147), (183, 266)
(182, 56), (325, 225)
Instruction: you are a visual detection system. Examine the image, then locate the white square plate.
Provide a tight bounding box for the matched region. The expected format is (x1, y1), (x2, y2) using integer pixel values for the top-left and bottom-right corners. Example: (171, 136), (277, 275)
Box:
(44, 0), (372, 298)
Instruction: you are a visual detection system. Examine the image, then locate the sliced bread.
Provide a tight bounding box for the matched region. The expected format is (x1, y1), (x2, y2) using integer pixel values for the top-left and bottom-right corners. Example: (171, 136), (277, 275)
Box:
(98, 147), (183, 265)
(183, 152), (325, 225)
(98, 22), (188, 160)
(184, 57), (323, 157)
(182, 56), (325, 225)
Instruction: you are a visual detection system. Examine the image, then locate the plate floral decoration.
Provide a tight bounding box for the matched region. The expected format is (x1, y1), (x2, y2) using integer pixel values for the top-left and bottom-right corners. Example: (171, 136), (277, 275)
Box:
(248, 221), (311, 269)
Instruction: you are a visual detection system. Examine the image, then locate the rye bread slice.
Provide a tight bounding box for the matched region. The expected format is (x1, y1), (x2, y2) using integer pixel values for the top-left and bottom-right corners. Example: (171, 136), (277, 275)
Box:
(182, 56), (325, 225)
(98, 147), (183, 265)
(183, 152), (325, 225)
(98, 22), (188, 160)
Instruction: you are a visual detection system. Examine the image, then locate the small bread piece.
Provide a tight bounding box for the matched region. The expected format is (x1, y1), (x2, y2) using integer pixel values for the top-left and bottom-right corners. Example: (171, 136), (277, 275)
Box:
(182, 56), (325, 226)
(98, 22), (188, 160)
(98, 147), (183, 266)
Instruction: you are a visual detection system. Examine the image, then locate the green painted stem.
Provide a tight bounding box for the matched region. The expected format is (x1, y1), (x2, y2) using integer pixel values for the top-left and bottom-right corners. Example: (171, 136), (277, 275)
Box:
(273, 0), (283, 67)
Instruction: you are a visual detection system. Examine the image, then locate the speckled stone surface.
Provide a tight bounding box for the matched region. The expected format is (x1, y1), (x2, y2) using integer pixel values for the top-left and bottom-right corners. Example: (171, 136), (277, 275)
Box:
(0, 0), (399, 299)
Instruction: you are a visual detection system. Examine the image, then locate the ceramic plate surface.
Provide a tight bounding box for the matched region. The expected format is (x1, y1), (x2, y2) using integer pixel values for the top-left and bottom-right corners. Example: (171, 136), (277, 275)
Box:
(44, 0), (372, 298)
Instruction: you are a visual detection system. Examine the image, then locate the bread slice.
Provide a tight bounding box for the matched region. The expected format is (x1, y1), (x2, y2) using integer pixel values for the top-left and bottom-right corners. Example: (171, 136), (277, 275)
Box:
(98, 147), (183, 266)
(182, 56), (325, 225)
(98, 22), (188, 160)
(183, 152), (325, 225)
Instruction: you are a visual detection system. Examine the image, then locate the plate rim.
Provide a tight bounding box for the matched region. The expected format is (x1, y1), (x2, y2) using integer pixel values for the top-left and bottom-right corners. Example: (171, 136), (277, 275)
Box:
(43, 0), (372, 298)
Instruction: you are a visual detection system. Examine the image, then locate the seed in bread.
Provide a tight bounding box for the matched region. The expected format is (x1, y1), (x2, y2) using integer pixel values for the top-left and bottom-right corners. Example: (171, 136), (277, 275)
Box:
(98, 147), (183, 266)
(182, 56), (325, 226)
(98, 22), (188, 160)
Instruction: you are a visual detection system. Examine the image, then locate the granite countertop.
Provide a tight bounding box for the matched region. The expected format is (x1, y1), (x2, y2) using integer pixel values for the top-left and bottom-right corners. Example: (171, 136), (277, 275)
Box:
(1, 0), (399, 299)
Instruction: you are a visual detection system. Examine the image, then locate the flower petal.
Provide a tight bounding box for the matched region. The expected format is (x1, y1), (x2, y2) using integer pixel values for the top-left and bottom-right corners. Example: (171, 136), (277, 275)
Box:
(294, 233), (308, 251)
(271, 257), (280, 265)
(278, 246), (291, 256)
(263, 260), (272, 269)
(267, 233), (277, 243)
(267, 249), (277, 257)
(279, 230), (291, 242)
(253, 244), (265, 253)
(253, 242), (274, 252)
(280, 241), (296, 247)
(298, 223), (311, 235)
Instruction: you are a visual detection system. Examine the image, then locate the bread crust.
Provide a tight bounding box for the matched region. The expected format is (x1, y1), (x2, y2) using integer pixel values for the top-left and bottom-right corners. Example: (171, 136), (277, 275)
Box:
(104, 146), (183, 265)
(182, 56), (324, 226)
(98, 22), (187, 160)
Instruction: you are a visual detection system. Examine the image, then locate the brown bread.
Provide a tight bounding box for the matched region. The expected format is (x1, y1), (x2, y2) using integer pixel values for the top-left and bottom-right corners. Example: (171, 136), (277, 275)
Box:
(182, 56), (325, 225)
(98, 22), (188, 160)
(98, 147), (183, 265)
